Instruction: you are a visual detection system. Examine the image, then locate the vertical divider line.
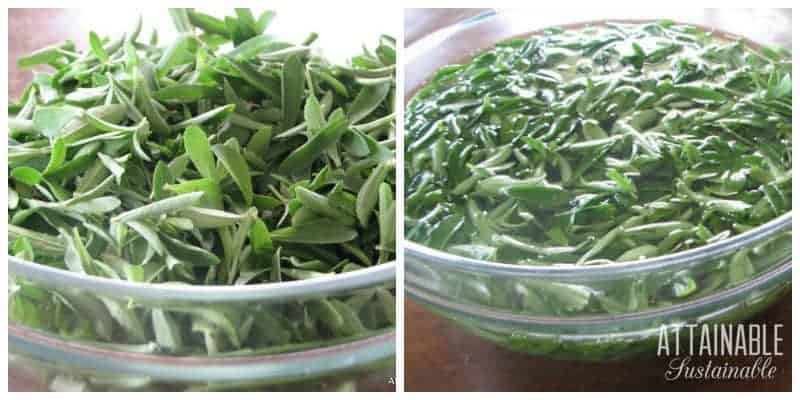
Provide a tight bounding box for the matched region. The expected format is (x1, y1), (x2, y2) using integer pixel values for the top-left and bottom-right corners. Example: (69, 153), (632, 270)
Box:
(394, 6), (407, 394)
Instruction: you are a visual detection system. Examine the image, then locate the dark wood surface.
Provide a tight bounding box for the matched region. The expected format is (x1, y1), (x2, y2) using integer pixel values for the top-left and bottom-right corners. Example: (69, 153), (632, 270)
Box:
(405, 298), (791, 391)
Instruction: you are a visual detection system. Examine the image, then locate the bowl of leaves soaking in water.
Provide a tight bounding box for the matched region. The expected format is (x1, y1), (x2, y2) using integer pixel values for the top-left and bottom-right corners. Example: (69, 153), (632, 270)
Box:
(8, 8), (396, 391)
(404, 12), (791, 360)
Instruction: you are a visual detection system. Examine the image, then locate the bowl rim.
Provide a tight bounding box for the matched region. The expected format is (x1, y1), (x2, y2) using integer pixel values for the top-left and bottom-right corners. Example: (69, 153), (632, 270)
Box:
(10, 323), (395, 383)
(404, 14), (793, 279)
(405, 212), (791, 279)
(406, 259), (790, 327)
(9, 256), (395, 303)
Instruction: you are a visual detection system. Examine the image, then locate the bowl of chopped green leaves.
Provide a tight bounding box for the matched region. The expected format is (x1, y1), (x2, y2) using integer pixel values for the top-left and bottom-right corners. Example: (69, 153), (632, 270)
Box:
(404, 11), (791, 360)
(9, 8), (396, 391)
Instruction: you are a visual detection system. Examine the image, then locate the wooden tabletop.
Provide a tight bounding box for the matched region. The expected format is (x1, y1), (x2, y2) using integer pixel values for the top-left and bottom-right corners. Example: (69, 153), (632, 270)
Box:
(405, 297), (791, 391)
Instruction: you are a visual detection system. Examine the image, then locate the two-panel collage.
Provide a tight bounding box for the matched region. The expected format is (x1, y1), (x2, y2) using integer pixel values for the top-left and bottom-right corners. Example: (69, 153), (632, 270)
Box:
(5, 6), (793, 393)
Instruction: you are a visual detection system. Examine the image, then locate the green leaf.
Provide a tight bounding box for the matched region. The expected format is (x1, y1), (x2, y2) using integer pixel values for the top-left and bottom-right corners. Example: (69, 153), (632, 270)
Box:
(255, 10), (276, 34)
(178, 207), (244, 228)
(17, 42), (71, 68)
(253, 195), (282, 211)
(168, 8), (193, 34)
(151, 161), (172, 200)
(356, 160), (392, 227)
(160, 234), (220, 265)
(111, 192), (204, 224)
(89, 31), (109, 62)
(249, 218), (273, 256)
(213, 139), (254, 206)
(11, 167), (43, 186)
(151, 309), (183, 351)
(97, 153), (127, 184)
(278, 109), (348, 174)
(170, 307), (240, 347)
(156, 35), (198, 76)
(348, 82), (391, 124)
(304, 94), (326, 133)
(617, 244), (659, 262)
(295, 186), (355, 225)
(281, 54), (305, 130)
(13, 237), (35, 261)
(67, 196), (122, 214)
(187, 10), (229, 37)
(310, 300), (344, 332)
(607, 169), (636, 195)
(133, 71), (171, 136)
(224, 56), (281, 98)
(378, 183), (395, 249)
(183, 126), (217, 181)
(272, 219), (358, 244)
(228, 34), (281, 60)
(329, 299), (366, 335)
(99, 298), (146, 342)
(672, 84), (726, 102)
(245, 126), (273, 155)
(62, 228), (92, 274)
(165, 178), (223, 209)
(127, 220), (166, 256)
(33, 105), (84, 138)
(494, 234), (580, 257)
(154, 84), (220, 102)
(172, 104), (235, 130)
(730, 249), (755, 284)
(507, 182), (572, 208)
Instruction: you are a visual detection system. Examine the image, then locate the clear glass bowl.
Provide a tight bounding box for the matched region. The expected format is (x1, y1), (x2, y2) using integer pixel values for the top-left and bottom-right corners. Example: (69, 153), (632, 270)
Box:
(404, 10), (792, 360)
(9, 257), (395, 391)
(8, 8), (399, 391)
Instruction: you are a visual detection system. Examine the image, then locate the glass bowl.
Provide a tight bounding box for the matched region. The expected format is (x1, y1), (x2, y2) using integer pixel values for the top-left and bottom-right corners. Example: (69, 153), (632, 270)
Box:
(404, 10), (792, 360)
(9, 256), (396, 391)
(8, 8), (398, 392)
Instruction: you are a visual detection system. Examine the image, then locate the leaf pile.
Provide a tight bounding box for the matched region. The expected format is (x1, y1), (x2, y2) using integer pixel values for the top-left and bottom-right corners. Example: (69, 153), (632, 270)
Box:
(8, 8), (396, 364)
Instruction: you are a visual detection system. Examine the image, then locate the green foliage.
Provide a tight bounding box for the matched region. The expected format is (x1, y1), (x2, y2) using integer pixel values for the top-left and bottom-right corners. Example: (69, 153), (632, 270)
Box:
(8, 8), (396, 368)
(405, 21), (791, 325)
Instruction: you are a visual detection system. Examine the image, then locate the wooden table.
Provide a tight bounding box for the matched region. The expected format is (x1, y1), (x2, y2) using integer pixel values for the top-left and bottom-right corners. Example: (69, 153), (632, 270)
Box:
(405, 297), (791, 391)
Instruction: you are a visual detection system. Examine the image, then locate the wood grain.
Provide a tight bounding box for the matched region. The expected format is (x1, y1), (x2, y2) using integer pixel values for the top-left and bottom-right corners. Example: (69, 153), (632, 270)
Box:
(405, 298), (791, 391)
